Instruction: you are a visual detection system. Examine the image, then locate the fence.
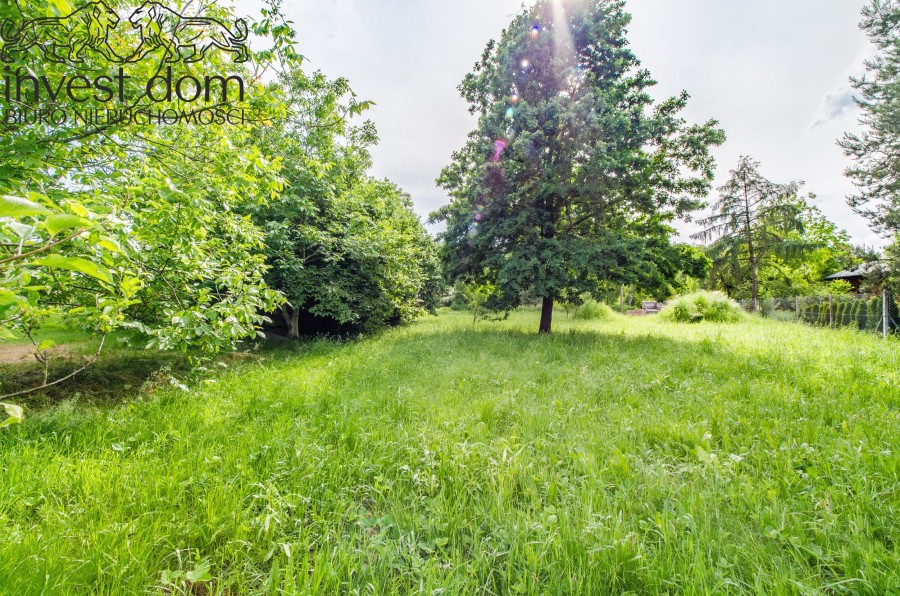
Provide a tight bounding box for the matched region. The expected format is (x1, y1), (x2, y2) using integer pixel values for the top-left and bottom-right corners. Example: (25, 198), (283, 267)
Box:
(740, 290), (899, 337)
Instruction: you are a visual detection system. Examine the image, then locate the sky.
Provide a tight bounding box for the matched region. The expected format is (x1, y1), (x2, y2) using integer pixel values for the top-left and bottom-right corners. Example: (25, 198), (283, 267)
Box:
(240, 0), (880, 248)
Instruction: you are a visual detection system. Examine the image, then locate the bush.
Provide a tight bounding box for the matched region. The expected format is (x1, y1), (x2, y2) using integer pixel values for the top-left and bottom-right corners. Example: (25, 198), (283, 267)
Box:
(857, 300), (869, 330)
(572, 299), (614, 321)
(869, 298), (882, 331)
(449, 281), (471, 311)
(842, 302), (854, 327)
(659, 292), (745, 324)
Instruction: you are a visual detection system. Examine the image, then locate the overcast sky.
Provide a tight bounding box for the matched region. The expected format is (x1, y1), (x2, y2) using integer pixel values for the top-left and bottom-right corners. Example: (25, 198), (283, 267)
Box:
(245, 0), (879, 248)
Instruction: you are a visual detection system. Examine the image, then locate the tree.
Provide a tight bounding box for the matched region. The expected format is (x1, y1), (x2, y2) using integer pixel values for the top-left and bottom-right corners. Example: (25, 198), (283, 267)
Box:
(693, 157), (810, 311)
(1, 0), (299, 398)
(841, 0), (900, 235)
(703, 200), (858, 300)
(252, 69), (441, 338)
(432, 0), (724, 333)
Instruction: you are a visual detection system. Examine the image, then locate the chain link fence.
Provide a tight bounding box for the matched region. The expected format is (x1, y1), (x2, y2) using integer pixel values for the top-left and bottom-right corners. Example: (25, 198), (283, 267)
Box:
(740, 292), (899, 336)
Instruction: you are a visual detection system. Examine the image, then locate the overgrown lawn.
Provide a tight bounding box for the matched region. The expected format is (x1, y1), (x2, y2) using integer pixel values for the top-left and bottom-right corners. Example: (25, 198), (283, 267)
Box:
(1, 311), (898, 593)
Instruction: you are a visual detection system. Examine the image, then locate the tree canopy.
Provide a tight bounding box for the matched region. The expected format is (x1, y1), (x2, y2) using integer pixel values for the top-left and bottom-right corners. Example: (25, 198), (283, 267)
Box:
(695, 158), (861, 303)
(0, 0), (439, 401)
(251, 69), (441, 338)
(0, 0), (298, 364)
(432, 0), (725, 333)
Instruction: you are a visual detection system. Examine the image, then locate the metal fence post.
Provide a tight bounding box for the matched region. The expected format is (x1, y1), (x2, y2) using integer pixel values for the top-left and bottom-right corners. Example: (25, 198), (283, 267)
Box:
(829, 294), (834, 329)
(884, 289), (890, 340)
(795, 296), (800, 320)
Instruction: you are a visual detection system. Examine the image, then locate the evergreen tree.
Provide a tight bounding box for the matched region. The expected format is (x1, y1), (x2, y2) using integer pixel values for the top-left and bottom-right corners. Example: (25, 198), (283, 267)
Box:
(432, 0), (724, 333)
(693, 157), (807, 311)
(841, 0), (900, 235)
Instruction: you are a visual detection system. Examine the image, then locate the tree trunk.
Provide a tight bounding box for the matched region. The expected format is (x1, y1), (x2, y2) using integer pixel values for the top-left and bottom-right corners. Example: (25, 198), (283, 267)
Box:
(749, 257), (759, 313)
(742, 177), (759, 313)
(281, 305), (301, 339)
(539, 297), (554, 334)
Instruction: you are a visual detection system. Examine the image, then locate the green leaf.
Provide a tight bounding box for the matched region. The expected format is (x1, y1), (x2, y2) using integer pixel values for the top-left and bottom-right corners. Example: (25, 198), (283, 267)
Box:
(0, 325), (16, 340)
(33, 255), (113, 283)
(0, 290), (26, 307)
(0, 196), (50, 218)
(47, 0), (72, 17)
(97, 239), (121, 253)
(184, 561), (212, 583)
(44, 214), (92, 236)
(0, 403), (24, 428)
(37, 340), (56, 352)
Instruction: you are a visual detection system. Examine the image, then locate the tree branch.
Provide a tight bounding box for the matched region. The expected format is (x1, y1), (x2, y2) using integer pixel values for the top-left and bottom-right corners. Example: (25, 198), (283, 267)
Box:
(0, 334), (106, 400)
(0, 229), (87, 266)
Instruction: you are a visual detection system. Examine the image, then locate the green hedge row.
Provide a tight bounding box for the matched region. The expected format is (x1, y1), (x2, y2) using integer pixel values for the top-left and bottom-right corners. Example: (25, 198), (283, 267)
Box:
(798, 298), (882, 331)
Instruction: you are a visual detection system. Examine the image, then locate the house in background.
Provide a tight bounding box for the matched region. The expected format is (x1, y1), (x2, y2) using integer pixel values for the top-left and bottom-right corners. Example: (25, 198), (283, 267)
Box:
(824, 262), (883, 294)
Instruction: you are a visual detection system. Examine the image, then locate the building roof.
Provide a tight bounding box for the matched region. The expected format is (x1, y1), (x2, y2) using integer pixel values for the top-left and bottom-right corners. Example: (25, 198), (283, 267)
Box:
(824, 262), (879, 281)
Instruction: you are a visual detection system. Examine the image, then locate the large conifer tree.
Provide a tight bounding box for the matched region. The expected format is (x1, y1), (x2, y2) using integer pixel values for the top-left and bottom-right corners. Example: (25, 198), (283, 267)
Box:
(842, 0), (900, 235)
(432, 0), (725, 333)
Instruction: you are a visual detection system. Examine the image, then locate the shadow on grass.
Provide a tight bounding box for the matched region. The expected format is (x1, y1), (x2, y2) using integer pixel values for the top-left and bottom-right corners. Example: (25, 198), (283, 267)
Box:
(2, 314), (847, 420)
(0, 349), (196, 409)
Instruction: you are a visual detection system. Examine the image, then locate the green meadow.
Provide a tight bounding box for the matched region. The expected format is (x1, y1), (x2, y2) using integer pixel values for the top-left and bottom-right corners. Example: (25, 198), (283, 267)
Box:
(1, 311), (898, 594)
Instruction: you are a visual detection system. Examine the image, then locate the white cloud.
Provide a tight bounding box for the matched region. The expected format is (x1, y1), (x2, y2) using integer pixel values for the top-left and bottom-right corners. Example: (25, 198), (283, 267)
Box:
(236, 0), (885, 246)
(811, 87), (858, 128)
(810, 43), (874, 128)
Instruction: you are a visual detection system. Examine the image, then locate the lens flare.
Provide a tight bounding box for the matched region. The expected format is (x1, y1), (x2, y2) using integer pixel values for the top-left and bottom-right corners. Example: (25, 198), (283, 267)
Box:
(505, 107), (516, 120)
(510, 93), (520, 104)
(551, 0), (576, 74)
(492, 139), (507, 161)
(520, 59), (530, 69)
(530, 25), (540, 39)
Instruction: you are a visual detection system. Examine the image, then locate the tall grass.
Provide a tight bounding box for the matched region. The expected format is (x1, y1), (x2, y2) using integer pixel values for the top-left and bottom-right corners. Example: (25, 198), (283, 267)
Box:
(571, 298), (614, 320)
(660, 291), (745, 323)
(0, 311), (897, 593)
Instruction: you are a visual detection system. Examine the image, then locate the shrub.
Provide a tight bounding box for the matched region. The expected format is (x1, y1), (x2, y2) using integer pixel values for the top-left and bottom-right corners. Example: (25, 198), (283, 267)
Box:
(869, 298), (882, 331)
(659, 292), (745, 324)
(449, 281), (471, 311)
(857, 300), (869, 330)
(572, 299), (614, 321)
(802, 302), (815, 324)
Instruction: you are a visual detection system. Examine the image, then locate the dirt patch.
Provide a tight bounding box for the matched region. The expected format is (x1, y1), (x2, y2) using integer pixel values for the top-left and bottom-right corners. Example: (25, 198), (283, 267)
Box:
(0, 343), (73, 365)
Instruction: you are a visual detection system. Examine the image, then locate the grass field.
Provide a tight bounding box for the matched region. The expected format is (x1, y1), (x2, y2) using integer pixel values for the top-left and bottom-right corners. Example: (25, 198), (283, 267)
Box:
(1, 310), (898, 594)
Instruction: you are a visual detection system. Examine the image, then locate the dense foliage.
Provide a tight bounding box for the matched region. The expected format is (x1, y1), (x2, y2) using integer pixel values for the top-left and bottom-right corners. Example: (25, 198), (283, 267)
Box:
(0, 0), (296, 379)
(252, 71), (441, 337)
(1, 0), (440, 403)
(432, 0), (724, 333)
(841, 0), (900, 292)
(695, 158), (857, 304)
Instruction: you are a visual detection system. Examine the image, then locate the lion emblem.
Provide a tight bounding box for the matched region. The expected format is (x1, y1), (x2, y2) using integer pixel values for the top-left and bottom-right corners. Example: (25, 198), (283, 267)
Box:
(127, 1), (249, 64)
(0, 1), (121, 64)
